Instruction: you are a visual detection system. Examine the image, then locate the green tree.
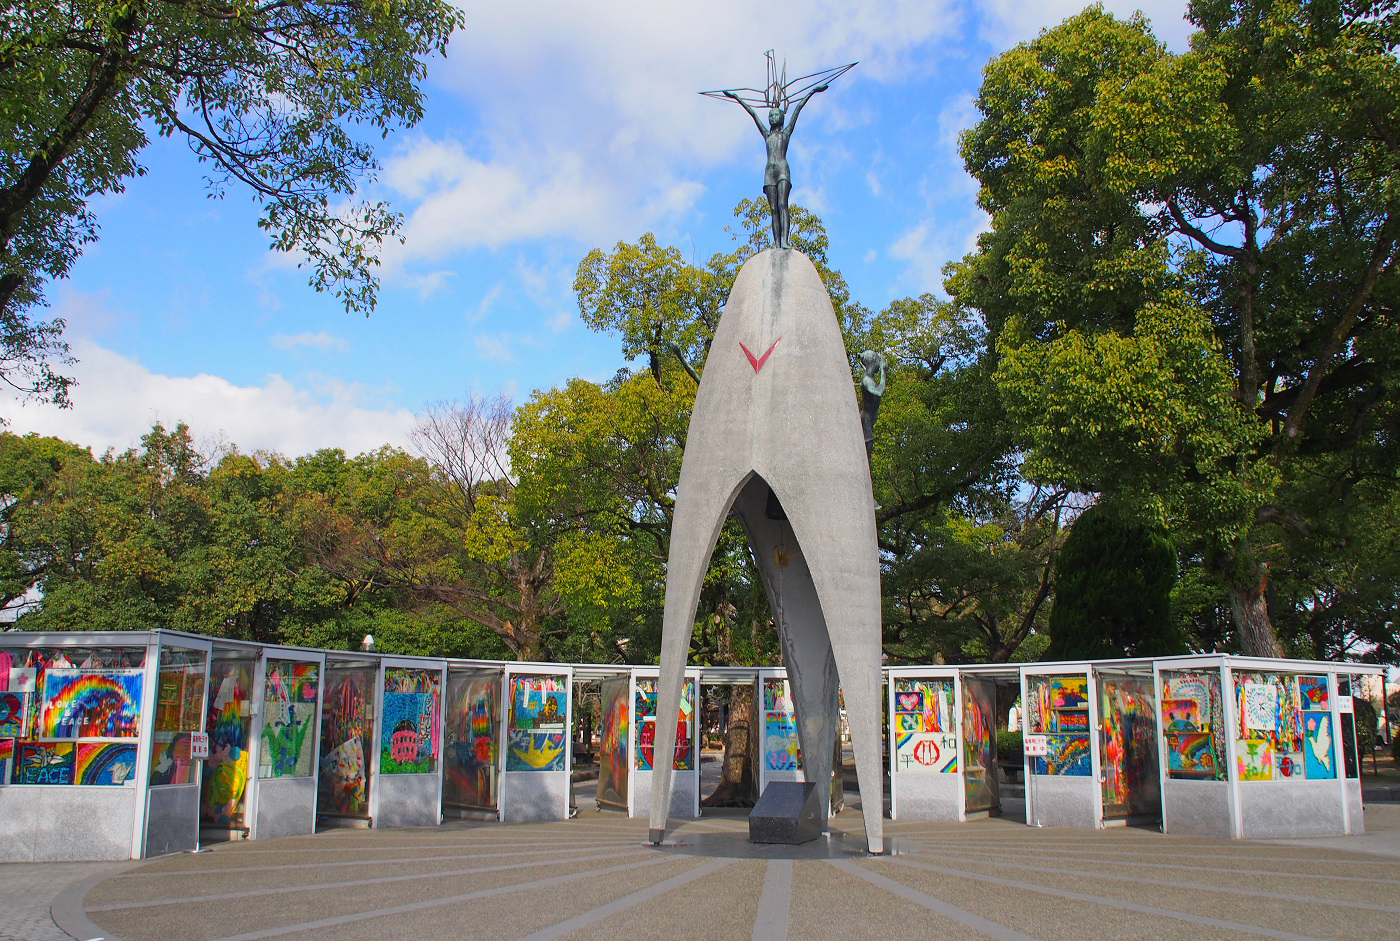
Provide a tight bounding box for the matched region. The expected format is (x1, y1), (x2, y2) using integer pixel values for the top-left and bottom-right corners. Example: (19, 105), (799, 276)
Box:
(0, 0), (465, 407)
(575, 199), (872, 388)
(954, 3), (1400, 656)
(0, 431), (93, 613)
(860, 291), (1053, 665)
(1044, 503), (1184, 660)
(402, 396), (573, 661)
(0, 426), (496, 655)
(882, 488), (1070, 665)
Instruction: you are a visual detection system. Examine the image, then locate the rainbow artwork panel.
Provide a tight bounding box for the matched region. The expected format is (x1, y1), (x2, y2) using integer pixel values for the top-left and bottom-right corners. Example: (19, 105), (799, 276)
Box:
(0, 691), (26, 737)
(633, 678), (694, 771)
(75, 742), (138, 785)
(201, 662), (252, 826)
(892, 679), (957, 774)
(595, 675), (629, 806)
(1165, 732), (1217, 779)
(15, 741), (74, 785)
(38, 669), (142, 739)
(260, 662), (318, 779)
(1033, 733), (1091, 776)
(0, 738), (13, 783)
(1160, 670), (1227, 782)
(444, 672), (498, 808)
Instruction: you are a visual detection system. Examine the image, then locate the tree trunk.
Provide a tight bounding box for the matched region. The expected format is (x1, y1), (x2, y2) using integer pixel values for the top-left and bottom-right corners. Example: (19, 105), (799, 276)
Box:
(1229, 573), (1283, 658)
(701, 684), (757, 807)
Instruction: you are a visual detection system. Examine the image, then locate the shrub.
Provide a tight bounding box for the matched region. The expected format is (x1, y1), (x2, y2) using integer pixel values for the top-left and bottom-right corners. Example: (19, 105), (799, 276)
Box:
(997, 730), (1023, 761)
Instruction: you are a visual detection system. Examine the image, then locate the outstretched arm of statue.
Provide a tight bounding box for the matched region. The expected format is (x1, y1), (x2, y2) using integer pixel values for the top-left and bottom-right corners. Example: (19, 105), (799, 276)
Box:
(724, 90), (767, 135)
(784, 84), (828, 136)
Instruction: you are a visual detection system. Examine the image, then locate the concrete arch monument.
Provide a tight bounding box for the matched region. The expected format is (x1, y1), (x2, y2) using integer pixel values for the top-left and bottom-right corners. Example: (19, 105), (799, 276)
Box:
(647, 248), (884, 854)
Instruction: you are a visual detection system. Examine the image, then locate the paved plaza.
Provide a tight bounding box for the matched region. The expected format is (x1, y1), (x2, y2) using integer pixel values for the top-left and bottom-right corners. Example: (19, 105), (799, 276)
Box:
(4, 797), (1394, 941)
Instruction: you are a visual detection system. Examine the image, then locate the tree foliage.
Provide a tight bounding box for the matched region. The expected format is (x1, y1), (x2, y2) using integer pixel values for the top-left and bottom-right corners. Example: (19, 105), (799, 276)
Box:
(0, 0), (465, 407)
(954, 2), (1400, 656)
(1044, 503), (1184, 661)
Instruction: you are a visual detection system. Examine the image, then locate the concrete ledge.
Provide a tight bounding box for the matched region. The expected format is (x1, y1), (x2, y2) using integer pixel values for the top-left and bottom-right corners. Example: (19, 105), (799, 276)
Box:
(1363, 785), (1400, 803)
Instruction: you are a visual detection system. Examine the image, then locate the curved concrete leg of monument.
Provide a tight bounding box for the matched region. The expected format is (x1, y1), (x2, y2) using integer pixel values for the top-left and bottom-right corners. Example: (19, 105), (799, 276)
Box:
(774, 479), (883, 855)
(648, 471), (754, 843)
(740, 474), (884, 854)
(733, 479), (838, 827)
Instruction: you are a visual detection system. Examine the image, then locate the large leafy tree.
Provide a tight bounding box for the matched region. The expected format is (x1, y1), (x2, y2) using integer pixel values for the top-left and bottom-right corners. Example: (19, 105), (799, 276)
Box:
(0, 0), (464, 407)
(955, 3), (1400, 656)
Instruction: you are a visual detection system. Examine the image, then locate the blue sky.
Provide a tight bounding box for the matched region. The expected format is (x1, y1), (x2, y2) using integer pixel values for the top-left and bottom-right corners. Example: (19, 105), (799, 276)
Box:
(6, 0), (1194, 458)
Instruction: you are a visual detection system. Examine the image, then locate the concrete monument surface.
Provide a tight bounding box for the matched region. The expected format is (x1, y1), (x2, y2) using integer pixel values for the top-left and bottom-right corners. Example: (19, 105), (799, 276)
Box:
(647, 249), (885, 854)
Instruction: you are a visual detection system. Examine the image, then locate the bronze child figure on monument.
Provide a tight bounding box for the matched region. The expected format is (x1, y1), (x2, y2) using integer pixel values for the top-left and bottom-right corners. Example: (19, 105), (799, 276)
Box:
(704, 55), (855, 249)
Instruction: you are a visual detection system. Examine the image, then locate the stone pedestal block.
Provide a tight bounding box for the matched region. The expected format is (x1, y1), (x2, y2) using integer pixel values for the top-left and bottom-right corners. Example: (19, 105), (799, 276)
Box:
(749, 781), (822, 845)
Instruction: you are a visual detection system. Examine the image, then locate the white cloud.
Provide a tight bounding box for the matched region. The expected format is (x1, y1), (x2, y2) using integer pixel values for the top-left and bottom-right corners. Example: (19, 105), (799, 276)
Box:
(472, 333), (516, 364)
(889, 222), (945, 294)
(888, 202), (988, 297)
(375, 0), (966, 268)
(468, 283), (503, 327)
(977, 0), (1192, 50)
(269, 331), (350, 353)
(547, 307), (573, 333)
(5, 340), (416, 457)
(401, 270), (455, 299)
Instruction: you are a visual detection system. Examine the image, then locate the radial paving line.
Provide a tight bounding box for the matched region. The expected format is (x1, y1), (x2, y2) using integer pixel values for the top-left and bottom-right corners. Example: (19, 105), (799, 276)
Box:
(826, 859), (1040, 941)
(164, 855), (700, 941)
(132, 836), (639, 857)
(884, 856), (1337, 941)
(509, 858), (733, 941)
(87, 846), (656, 912)
(751, 859), (793, 941)
(936, 847), (1400, 886)
(940, 844), (1400, 871)
(918, 854), (1400, 914)
(924, 842), (1388, 864)
(112, 843), (637, 879)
